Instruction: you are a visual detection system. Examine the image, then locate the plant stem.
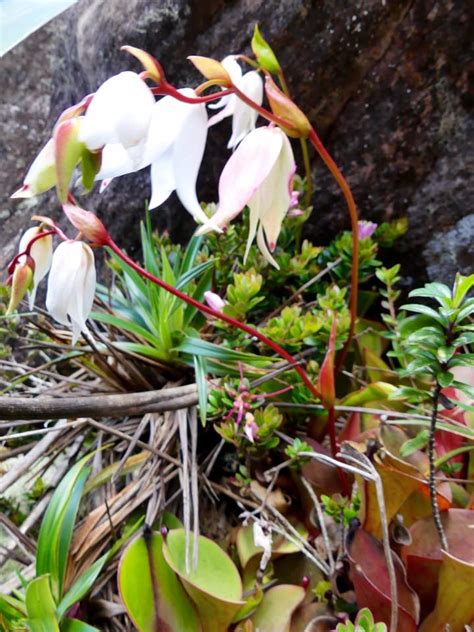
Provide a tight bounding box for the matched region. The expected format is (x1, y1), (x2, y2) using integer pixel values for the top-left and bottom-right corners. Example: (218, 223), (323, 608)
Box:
(429, 382), (449, 551)
(105, 237), (325, 414)
(308, 128), (359, 374)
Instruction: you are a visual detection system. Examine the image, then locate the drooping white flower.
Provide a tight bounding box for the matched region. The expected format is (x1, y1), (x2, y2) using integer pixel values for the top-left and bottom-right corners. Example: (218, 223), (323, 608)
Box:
(208, 56), (263, 148)
(18, 226), (53, 308)
(198, 126), (296, 268)
(97, 89), (211, 224)
(79, 71), (155, 168)
(46, 241), (96, 344)
(11, 139), (56, 199)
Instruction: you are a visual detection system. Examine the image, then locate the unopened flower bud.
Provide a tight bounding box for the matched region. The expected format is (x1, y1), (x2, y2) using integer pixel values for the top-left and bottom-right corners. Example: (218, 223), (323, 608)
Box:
(265, 76), (311, 138)
(6, 260), (34, 315)
(188, 56), (232, 84)
(357, 220), (377, 240)
(11, 139), (56, 199)
(18, 226), (53, 308)
(204, 290), (226, 312)
(63, 204), (108, 246)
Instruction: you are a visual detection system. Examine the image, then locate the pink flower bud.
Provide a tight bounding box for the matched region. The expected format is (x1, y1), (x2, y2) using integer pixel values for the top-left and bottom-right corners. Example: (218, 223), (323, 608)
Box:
(62, 204), (108, 246)
(357, 220), (377, 240)
(204, 290), (226, 312)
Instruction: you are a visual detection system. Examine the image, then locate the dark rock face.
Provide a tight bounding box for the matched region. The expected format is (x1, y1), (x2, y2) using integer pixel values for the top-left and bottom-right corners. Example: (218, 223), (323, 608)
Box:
(1, 0), (472, 284)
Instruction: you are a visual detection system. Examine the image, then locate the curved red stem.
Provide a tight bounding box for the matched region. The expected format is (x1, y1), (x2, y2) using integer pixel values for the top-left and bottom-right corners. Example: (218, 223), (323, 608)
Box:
(105, 236), (323, 403)
(308, 128), (359, 373)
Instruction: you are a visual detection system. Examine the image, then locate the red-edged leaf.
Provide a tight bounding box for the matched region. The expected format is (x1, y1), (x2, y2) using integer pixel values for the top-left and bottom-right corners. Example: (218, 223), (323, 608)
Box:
(317, 318), (337, 408)
(347, 527), (420, 631)
(338, 412), (361, 442)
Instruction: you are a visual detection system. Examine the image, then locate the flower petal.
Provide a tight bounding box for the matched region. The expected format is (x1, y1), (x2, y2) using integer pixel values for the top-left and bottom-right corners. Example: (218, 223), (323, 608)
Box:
(80, 72), (154, 151)
(149, 146), (175, 210)
(209, 126), (283, 229)
(228, 71), (263, 149)
(172, 97), (209, 223)
(260, 132), (295, 250)
(257, 223), (279, 269)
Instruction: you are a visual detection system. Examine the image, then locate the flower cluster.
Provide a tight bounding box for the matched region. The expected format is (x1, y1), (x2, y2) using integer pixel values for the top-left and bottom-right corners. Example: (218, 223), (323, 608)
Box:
(7, 41), (304, 342)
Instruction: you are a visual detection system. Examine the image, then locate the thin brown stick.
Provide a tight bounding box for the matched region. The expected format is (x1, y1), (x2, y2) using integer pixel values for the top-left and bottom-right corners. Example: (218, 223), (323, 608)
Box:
(0, 384), (198, 420)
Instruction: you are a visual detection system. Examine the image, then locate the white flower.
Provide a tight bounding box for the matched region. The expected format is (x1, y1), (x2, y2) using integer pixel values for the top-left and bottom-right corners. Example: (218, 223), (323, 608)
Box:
(253, 521), (272, 571)
(208, 56), (263, 148)
(97, 88), (212, 225)
(18, 227), (53, 309)
(46, 241), (96, 344)
(197, 126), (296, 268)
(79, 71), (155, 167)
(11, 139), (56, 199)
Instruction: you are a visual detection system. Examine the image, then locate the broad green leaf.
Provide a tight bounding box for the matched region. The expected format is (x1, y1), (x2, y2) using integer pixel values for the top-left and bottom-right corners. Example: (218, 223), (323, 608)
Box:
(409, 283), (451, 305)
(163, 529), (244, 632)
(118, 531), (199, 632)
(452, 273), (474, 308)
(400, 303), (448, 326)
(250, 584), (305, 632)
(25, 575), (59, 632)
(36, 455), (92, 601)
(57, 554), (108, 618)
(251, 24), (280, 73)
(448, 353), (474, 368)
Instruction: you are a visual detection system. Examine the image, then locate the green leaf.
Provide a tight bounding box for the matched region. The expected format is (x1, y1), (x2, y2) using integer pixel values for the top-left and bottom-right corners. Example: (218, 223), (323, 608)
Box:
(455, 299), (474, 323)
(400, 430), (430, 457)
(36, 455), (93, 601)
(57, 554), (108, 619)
(400, 303), (448, 326)
(25, 575), (59, 632)
(452, 380), (474, 400)
(251, 24), (280, 73)
(448, 354), (474, 368)
(250, 584), (305, 632)
(452, 273), (474, 307)
(409, 283), (452, 305)
(163, 529), (244, 632)
(176, 336), (273, 368)
(119, 531), (200, 632)
(194, 354), (208, 427)
(90, 311), (160, 347)
(437, 371), (454, 388)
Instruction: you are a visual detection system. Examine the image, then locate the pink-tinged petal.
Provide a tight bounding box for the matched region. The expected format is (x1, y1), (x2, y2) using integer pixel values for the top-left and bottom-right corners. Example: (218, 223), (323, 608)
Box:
(260, 132), (295, 250)
(210, 126), (283, 229)
(172, 97), (209, 223)
(204, 291), (226, 311)
(228, 71), (263, 149)
(100, 178), (113, 193)
(358, 220), (377, 240)
(149, 146), (175, 210)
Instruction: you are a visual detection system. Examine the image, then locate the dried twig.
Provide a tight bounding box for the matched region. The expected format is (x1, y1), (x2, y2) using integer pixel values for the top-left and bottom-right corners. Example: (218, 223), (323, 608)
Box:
(0, 384), (198, 420)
